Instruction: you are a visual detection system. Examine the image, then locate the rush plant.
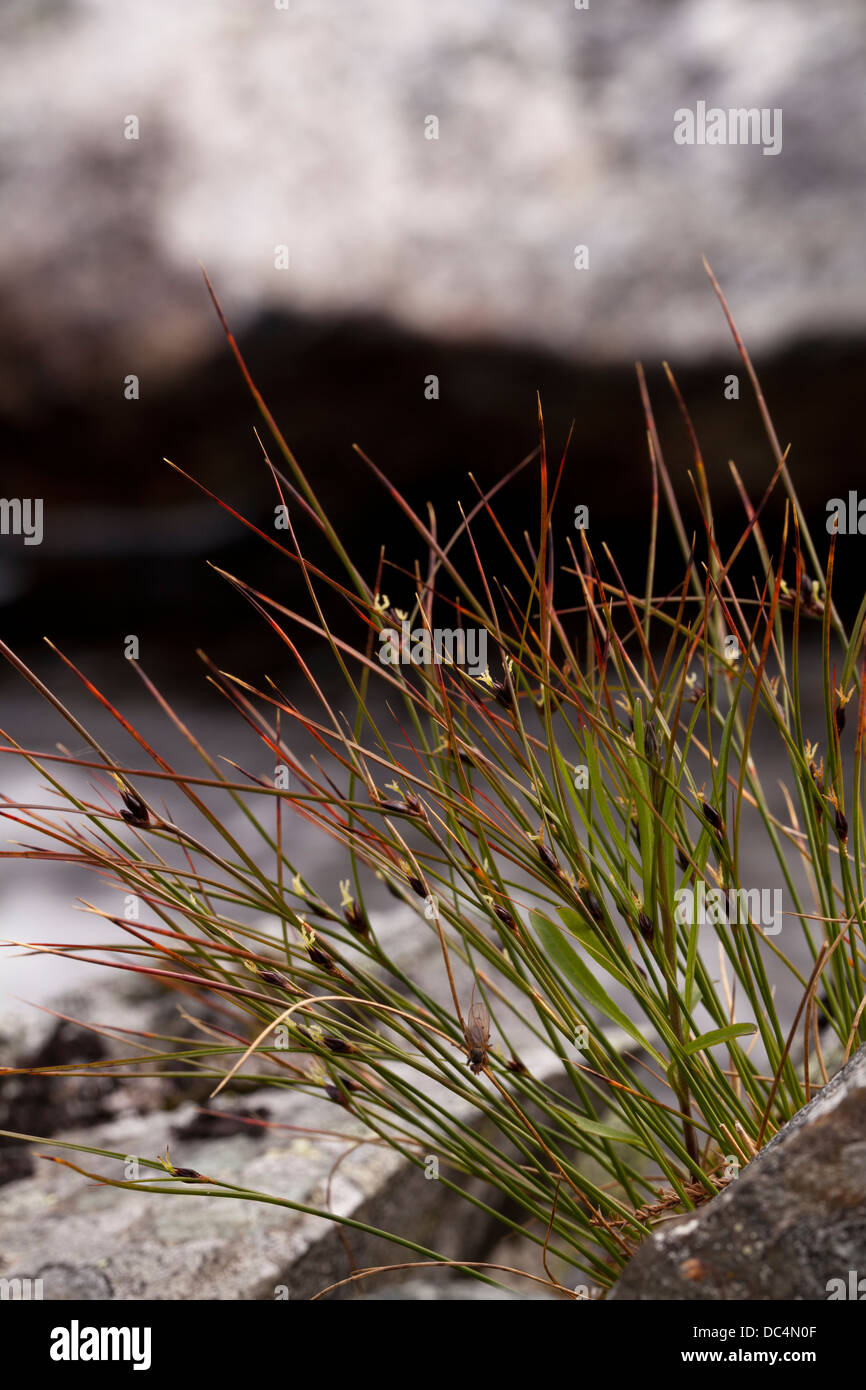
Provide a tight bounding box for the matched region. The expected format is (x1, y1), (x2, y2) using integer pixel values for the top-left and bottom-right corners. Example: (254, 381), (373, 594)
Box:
(2, 264), (864, 1298)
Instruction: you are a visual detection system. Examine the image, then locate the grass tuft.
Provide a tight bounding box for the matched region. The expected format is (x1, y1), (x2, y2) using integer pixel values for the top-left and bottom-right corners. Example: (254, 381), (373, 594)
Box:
(2, 265), (864, 1297)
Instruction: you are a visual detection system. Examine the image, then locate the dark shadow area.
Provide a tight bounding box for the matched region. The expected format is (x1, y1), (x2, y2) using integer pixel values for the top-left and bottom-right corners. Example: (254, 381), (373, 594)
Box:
(2, 312), (863, 674)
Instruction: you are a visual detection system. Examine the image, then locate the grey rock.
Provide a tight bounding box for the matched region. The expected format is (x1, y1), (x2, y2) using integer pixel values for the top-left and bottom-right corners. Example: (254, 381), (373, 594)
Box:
(0, 1088), (420, 1301)
(0, 965), (537, 1300)
(609, 1045), (866, 1300)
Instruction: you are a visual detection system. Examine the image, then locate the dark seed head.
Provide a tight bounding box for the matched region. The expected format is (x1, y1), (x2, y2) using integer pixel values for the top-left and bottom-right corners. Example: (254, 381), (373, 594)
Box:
(378, 795), (424, 818)
(343, 901), (370, 936)
(637, 910), (654, 943)
(306, 943), (335, 971)
(584, 891), (605, 924)
(259, 968), (291, 989)
(701, 800), (725, 837)
(835, 703), (847, 737)
(834, 804), (849, 843)
(171, 1166), (201, 1180)
(323, 1036), (355, 1055)
(538, 842), (560, 873)
(325, 1076), (362, 1105)
(493, 904), (518, 932)
(407, 874), (427, 899)
(491, 680), (515, 710)
(119, 788), (150, 826)
(505, 1056), (527, 1075)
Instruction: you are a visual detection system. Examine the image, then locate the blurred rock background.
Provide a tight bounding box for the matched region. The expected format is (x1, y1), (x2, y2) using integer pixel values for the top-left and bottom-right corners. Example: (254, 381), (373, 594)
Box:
(3, 0), (865, 378)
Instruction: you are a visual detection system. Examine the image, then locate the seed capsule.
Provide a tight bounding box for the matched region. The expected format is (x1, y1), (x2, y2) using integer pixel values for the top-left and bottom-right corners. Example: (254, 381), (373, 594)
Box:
(701, 800), (725, 839)
(637, 910), (654, 943)
(493, 904), (519, 932)
(378, 794), (424, 818)
(303, 935), (336, 971)
(343, 901), (370, 936)
(159, 1146), (204, 1180)
(538, 842), (560, 873)
(583, 891), (605, 924)
(259, 968), (292, 990)
(489, 679), (515, 710)
(119, 787), (150, 826)
(834, 805), (849, 844)
(325, 1076), (362, 1106)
